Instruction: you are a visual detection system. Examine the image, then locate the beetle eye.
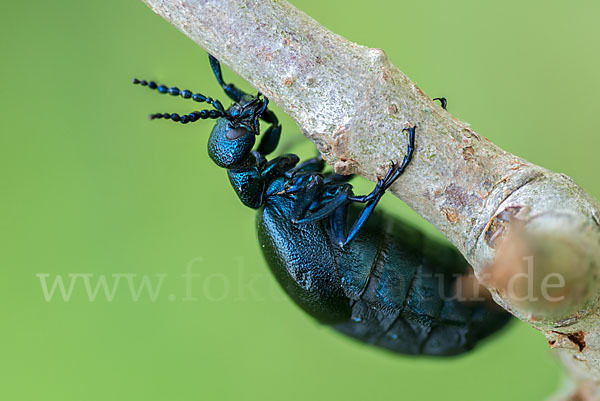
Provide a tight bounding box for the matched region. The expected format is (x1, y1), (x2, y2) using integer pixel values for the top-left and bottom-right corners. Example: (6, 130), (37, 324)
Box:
(226, 127), (248, 140)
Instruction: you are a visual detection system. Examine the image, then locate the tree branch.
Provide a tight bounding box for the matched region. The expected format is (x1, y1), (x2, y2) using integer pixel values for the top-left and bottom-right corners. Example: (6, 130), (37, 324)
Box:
(141, 0), (600, 393)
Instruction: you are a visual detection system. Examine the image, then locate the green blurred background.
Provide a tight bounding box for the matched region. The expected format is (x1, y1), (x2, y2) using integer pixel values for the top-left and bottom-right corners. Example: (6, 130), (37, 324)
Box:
(3, 0), (599, 400)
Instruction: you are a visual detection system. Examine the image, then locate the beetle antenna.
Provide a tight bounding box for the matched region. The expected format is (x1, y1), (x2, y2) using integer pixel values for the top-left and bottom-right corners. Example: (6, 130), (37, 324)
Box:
(133, 78), (225, 111)
(149, 109), (225, 124)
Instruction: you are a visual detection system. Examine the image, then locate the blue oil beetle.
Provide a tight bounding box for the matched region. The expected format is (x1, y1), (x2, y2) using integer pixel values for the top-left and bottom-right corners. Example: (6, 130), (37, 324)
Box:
(133, 55), (510, 356)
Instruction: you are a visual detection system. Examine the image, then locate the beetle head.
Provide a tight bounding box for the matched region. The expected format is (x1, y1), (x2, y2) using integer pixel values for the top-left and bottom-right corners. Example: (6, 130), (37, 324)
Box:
(207, 95), (268, 168)
(133, 77), (268, 169)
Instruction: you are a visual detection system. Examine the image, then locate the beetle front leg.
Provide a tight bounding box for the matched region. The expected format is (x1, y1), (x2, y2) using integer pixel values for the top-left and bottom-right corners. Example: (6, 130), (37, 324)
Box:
(254, 98), (283, 156)
(208, 54), (249, 103)
(256, 124), (282, 156)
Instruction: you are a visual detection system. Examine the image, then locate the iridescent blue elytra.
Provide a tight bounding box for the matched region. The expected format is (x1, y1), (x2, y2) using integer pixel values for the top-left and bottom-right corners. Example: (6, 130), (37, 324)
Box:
(133, 55), (511, 356)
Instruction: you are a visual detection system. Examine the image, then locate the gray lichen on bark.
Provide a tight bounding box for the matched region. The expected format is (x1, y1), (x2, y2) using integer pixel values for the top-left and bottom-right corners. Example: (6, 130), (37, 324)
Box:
(141, 0), (600, 396)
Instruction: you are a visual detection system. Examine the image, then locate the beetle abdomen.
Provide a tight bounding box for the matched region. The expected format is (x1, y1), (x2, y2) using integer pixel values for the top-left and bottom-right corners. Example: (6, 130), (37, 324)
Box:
(257, 195), (510, 356)
(258, 193), (352, 324)
(333, 207), (511, 356)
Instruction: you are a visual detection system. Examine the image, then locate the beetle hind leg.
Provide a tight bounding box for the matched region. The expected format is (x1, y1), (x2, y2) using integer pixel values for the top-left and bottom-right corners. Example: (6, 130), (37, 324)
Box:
(331, 125), (416, 247)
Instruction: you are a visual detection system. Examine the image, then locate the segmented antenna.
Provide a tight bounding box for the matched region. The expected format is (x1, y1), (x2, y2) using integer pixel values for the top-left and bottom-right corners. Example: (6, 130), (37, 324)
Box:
(149, 110), (225, 124)
(133, 78), (224, 111)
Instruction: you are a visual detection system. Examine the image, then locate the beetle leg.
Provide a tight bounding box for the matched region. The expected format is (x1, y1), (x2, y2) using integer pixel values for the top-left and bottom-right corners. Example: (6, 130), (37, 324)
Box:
(335, 125), (416, 247)
(282, 173), (324, 195)
(290, 155), (326, 175)
(256, 124), (282, 156)
(209, 55), (248, 103)
(324, 173), (354, 183)
(209, 56), (282, 135)
(260, 108), (279, 126)
(293, 185), (353, 224)
(255, 106), (282, 156)
(329, 202), (350, 246)
(433, 97), (447, 110)
(327, 193), (382, 248)
(288, 178), (327, 223)
(260, 154), (299, 179)
(340, 201), (383, 247)
(382, 125), (415, 190)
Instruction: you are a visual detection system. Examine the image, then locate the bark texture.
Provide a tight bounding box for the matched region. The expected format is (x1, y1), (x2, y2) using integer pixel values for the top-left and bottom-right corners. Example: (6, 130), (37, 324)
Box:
(141, 0), (600, 397)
